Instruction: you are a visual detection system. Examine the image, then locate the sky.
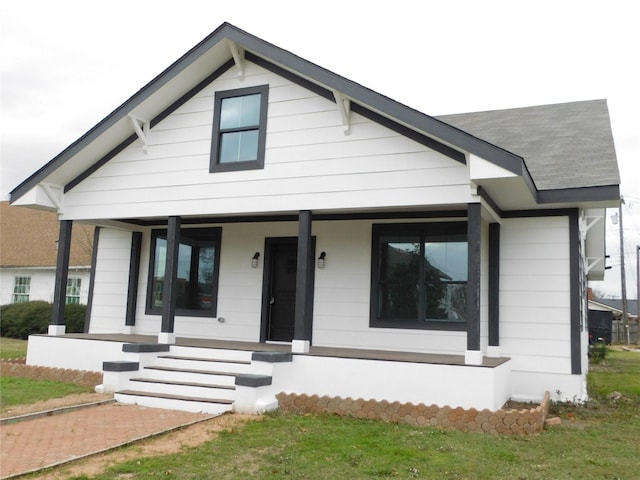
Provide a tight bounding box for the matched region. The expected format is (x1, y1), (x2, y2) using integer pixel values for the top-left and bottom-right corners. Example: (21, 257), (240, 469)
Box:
(1, 0), (638, 299)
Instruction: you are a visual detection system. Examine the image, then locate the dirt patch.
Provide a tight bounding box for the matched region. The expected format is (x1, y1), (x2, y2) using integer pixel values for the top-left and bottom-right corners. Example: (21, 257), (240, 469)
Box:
(3, 394), (260, 479)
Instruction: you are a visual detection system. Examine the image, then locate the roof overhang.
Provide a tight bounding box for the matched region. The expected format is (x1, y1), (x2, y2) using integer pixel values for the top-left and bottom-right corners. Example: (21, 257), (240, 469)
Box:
(10, 23), (620, 215)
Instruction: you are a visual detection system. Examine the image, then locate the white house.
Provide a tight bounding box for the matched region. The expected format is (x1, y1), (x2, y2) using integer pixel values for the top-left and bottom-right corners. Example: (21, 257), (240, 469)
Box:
(10, 23), (620, 415)
(0, 201), (92, 306)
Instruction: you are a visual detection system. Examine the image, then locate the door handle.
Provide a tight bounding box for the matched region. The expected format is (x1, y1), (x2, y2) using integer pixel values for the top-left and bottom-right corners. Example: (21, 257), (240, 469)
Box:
(270, 297), (275, 305)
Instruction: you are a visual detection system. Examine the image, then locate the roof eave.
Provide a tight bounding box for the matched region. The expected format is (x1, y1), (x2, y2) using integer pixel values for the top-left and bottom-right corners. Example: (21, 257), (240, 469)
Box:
(10, 22), (532, 206)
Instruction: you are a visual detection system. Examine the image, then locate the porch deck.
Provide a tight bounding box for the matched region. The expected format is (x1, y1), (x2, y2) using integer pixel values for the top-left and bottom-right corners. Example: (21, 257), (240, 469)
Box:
(27, 333), (513, 411)
(59, 333), (509, 368)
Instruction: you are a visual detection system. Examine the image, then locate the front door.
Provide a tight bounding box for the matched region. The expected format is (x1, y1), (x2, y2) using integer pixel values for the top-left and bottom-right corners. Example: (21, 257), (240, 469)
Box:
(265, 241), (298, 342)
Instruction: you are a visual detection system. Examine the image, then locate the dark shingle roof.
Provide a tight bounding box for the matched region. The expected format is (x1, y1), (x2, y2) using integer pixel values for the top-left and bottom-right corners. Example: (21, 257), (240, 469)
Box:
(593, 298), (639, 317)
(436, 100), (620, 191)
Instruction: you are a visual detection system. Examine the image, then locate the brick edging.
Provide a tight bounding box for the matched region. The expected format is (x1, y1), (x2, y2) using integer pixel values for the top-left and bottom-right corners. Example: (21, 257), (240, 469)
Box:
(0, 361), (102, 387)
(276, 391), (551, 435)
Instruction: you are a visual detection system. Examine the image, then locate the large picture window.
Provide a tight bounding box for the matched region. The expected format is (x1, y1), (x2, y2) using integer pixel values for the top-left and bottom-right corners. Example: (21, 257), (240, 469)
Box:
(370, 223), (468, 330)
(210, 85), (269, 173)
(146, 227), (222, 317)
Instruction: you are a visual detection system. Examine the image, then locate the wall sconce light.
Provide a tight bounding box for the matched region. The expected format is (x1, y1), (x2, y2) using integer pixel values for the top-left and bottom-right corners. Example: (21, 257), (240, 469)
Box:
(251, 252), (260, 268)
(317, 251), (326, 269)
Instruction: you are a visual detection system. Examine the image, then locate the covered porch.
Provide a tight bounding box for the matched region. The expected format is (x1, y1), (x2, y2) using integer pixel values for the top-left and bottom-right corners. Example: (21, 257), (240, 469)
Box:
(27, 333), (512, 412)
(46, 204), (502, 365)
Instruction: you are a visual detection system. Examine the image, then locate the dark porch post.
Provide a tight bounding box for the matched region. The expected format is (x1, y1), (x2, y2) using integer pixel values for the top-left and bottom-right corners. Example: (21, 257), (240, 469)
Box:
(159, 216), (180, 344)
(125, 231), (143, 333)
(293, 210), (313, 353)
(50, 220), (73, 335)
(466, 203), (482, 364)
(488, 222), (500, 356)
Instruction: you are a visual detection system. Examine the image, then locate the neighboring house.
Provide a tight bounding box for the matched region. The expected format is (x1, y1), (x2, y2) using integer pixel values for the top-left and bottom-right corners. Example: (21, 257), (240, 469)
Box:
(0, 201), (93, 305)
(588, 297), (638, 344)
(9, 23), (620, 413)
(589, 298), (638, 320)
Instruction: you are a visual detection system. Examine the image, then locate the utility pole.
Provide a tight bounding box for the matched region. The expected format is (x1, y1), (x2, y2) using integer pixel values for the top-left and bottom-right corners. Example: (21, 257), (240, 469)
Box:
(618, 197), (629, 344)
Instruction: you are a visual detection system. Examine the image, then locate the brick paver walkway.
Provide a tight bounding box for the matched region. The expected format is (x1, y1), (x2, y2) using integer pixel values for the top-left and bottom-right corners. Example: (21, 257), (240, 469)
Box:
(0, 403), (214, 478)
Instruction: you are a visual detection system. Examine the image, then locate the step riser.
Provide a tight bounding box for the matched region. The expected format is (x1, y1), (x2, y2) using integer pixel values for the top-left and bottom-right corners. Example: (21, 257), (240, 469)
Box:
(114, 393), (232, 415)
(141, 368), (237, 386)
(127, 380), (235, 400)
(169, 346), (253, 362)
(154, 358), (254, 373)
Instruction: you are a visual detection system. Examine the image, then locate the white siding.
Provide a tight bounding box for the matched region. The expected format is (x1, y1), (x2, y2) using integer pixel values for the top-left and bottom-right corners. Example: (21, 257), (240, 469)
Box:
(133, 222), (300, 340)
(60, 62), (472, 221)
(499, 216), (572, 375)
(124, 218), (470, 354)
(312, 219), (468, 354)
(0, 268), (90, 305)
(87, 228), (132, 333)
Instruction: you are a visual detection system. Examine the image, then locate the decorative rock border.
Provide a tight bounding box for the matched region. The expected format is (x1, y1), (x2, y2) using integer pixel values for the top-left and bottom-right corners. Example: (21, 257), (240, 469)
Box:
(276, 391), (550, 435)
(0, 361), (102, 388)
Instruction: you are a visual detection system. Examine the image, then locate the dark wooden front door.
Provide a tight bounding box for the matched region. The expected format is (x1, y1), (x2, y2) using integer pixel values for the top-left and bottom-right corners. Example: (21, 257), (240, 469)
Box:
(266, 242), (298, 342)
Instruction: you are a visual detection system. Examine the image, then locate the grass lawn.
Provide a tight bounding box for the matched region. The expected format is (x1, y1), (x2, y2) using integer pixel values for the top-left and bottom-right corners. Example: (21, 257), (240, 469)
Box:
(0, 337), (28, 359)
(1, 336), (91, 412)
(588, 348), (640, 397)
(0, 377), (92, 411)
(62, 348), (640, 480)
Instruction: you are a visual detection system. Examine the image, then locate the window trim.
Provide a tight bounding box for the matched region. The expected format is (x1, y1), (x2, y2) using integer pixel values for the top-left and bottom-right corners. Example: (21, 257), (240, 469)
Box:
(145, 227), (222, 318)
(66, 277), (82, 304)
(210, 84), (269, 173)
(369, 222), (468, 331)
(12, 276), (31, 303)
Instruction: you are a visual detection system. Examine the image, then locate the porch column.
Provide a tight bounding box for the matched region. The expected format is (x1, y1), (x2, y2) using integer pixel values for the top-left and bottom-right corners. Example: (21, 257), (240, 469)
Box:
(83, 226), (101, 333)
(293, 210), (313, 353)
(465, 203), (482, 365)
(125, 231), (143, 334)
(159, 216), (180, 344)
(50, 220), (73, 336)
(487, 223), (501, 357)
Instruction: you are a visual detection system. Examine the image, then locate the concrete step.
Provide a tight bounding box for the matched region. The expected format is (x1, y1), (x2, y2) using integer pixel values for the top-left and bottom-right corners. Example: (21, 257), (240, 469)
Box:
(169, 345), (253, 362)
(155, 355), (254, 373)
(129, 377), (236, 400)
(115, 390), (233, 415)
(141, 365), (240, 386)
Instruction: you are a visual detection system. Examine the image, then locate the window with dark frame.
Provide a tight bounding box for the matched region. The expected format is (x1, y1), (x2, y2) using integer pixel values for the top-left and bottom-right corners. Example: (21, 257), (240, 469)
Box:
(210, 85), (269, 173)
(370, 222), (468, 330)
(146, 227), (222, 317)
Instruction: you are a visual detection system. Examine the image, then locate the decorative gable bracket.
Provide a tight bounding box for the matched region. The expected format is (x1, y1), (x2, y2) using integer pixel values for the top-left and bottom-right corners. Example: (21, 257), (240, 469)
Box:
(228, 40), (245, 80)
(333, 90), (351, 135)
(580, 212), (603, 242)
(585, 257), (604, 275)
(128, 114), (150, 153)
(41, 183), (63, 209)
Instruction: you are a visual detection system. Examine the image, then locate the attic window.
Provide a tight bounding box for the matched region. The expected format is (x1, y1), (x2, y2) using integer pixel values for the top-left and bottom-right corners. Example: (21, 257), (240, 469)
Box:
(210, 85), (269, 172)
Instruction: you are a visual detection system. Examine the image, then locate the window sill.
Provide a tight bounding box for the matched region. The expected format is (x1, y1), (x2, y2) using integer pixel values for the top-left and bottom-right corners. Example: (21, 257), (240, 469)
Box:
(145, 309), (217, 318)
(370, 320), (467, 331)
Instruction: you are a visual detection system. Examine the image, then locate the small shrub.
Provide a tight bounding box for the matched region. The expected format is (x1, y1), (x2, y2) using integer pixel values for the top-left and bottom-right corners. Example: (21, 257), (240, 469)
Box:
(64, 303), (87, 333)
(588, 341), (607, 363)
(0, 301), (86, 339)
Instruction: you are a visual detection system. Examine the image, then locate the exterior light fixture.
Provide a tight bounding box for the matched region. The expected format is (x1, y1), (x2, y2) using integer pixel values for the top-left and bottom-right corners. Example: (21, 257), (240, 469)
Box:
(317, 251), (326, 269)
(251, 252), (260, 268)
